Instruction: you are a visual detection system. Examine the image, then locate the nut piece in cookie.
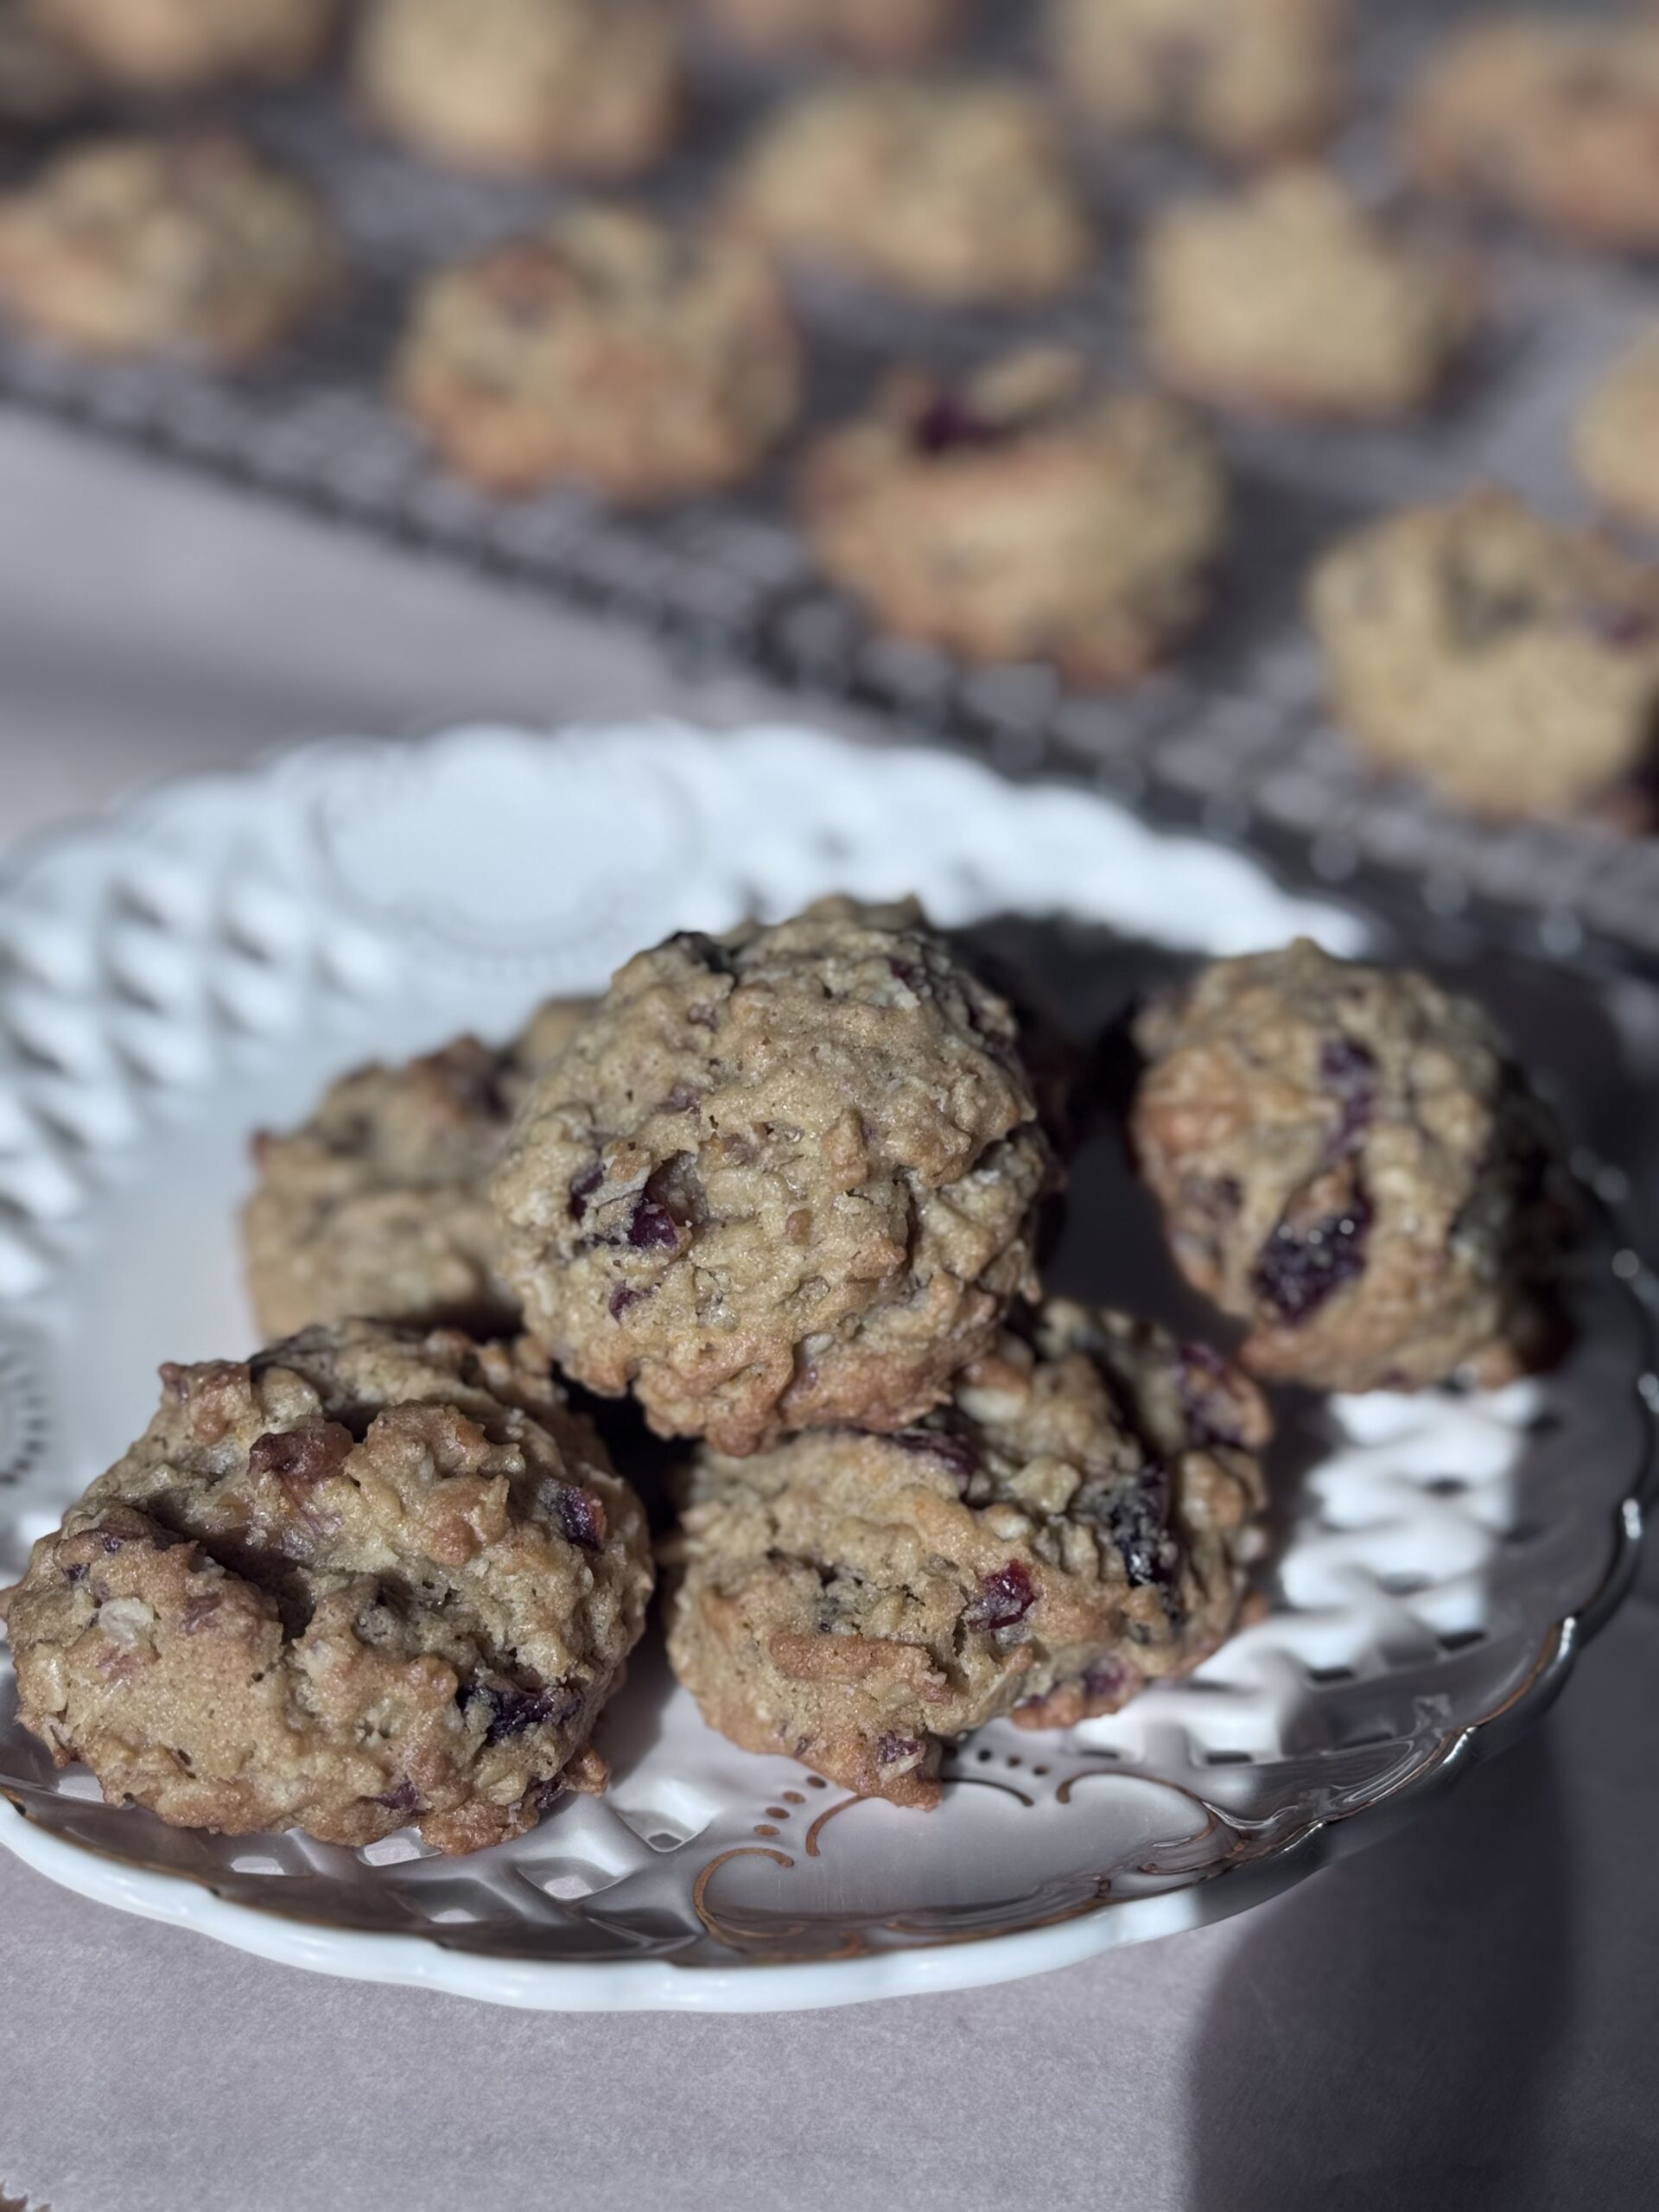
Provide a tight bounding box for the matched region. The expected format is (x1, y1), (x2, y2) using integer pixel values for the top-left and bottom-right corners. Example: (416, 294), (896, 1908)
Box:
(666, 1305), (1269, 1807)
(1574, 333), (1659, 531)
(242, 997), (593, 1340)
(1308, 492), (1659, 821)
(393, 207), (802, 503)
(25, 0), (336, 92)
(1131, 940), (1567, 1395)
(696, 0), (957, 64)
(1045, 0), (1344, 164)
(1141, 168), (1473, 423)
(1404, 19), (1659, 256)
(353, 0), (678, 179)
(0, 1323), (654, 1855)
(802, 348), (1227, 684)
(493, 900), (1057, 1457)
(0, 132), (340, 365)
(724, 79), (1092, 306)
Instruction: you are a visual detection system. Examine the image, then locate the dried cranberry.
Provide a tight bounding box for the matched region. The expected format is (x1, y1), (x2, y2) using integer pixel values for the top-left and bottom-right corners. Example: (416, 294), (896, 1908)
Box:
(1103, 1470), (1178, 1592)
(249, 1422), (353, 1488)
(63, 1561), (87, 1586)
(1081, 1655), (1137, 1707)
(376, 1779), (422, 1815)
(627, 1195), (680, 1249)
(1577, 600), (1658, 650)
(464, 1680), (582, 1745)
(887, 956), (927, 994)
(877, 1732), (924, 1765)
(1174, 1341), (1244, 1449)
(887, 1426), (981, 1488)
(550, 1484), (607, 1552)
(913, 394), (1005, 456)
(609, 1285), (646, 1319)
(569, 1164), (603, 1222)
(1251, 1189), (1372, 1323)
(658, 1083), (700, 1114)
(1319, 1036), (1376, 1163)
(963, 1561), (1037, 1633)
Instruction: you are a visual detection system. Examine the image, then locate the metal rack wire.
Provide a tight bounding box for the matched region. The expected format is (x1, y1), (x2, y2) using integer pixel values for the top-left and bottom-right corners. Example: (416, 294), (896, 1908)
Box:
(3, 0), (1656, 967)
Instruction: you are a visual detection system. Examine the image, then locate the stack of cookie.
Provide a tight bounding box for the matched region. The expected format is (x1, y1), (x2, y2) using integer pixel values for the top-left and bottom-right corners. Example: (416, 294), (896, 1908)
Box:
(2, 899), (1567, 1847)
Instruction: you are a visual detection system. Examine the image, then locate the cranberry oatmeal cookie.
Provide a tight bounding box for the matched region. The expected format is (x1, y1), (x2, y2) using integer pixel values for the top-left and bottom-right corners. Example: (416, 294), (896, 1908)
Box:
(1405, 19), (1659, 256)
(667, 1303), (1269, 1807)
(354, 0), (678, 179)
(1131, 940), (1565, 1396)
(724, 79), (1091, 305)
(802, 348), (1227, 683)
(243, 998), (591, 1341)
(1141, 169), (1472, 422)
(394, 207), (801, 502)
(0, 132), (339, 364)
(493, 902), (1056, 1457)
(1308, 492), (1659, 820)
(696, 0), (958, 64)
(1045, 0), (1344, 164)
(1574, 333), (1659, 532)
(25, 0), (334, 90)
(0, 1324), (654, 1855)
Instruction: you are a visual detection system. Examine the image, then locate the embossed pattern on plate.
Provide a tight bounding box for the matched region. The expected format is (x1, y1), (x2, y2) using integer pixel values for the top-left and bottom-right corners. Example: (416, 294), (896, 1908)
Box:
(0, 724), (1649, 2011)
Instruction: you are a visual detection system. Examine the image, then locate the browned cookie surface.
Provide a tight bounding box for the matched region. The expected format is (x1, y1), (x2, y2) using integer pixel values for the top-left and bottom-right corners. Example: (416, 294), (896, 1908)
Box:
(26, 0), (335, 90)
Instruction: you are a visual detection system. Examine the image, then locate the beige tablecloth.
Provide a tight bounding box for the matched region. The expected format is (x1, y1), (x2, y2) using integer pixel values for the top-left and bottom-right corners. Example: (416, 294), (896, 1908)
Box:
(0, 409), (1653, 2212)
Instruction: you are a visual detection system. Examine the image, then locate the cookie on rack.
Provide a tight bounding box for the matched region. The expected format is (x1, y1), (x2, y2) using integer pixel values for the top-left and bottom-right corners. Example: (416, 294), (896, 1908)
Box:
(666, 1303), (1269, 1807)
(801, 347), (1227, 683)
(1308, 491), (1659, 819)
(393, 207), (802, 502)
(696, 0), (958, 63)
(1404, 18), (1659, 255)
(243, 998), (592, 1342)
(723, 78), (1092, 305)
(1141, 168), (1473, 422)
(0, 132), (340, 364)
(1044, 0), (1344, 164)
(1574, 333), (1659, 531)
(0, 1323), (654, 1856)
(1131, 939), (1566, 1396)
(353, 0), (678, 178)
(493, 900), (1056, 1458)
(24, 0), (335, 91)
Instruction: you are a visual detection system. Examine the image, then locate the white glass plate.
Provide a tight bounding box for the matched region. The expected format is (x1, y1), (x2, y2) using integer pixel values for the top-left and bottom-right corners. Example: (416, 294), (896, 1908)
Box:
(0, 722), (1649, 2012)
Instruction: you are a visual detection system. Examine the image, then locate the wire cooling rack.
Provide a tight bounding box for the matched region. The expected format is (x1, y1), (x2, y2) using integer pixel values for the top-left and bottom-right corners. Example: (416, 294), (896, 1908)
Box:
(2, 0), (1657, 967)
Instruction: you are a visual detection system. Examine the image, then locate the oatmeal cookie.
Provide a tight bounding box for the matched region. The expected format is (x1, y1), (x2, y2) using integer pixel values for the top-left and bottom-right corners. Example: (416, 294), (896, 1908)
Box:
(1574, 333), (1659, 531)
(493, 901), (1056, 1457)
(353, 0), (678, 179)
(696, 0), (958, 64)
(1131, 940), (1565, 1395)
(243, 999), (592, 1342)
(1405, 19), (1659, 255)
(724, 79), (1092, 305)
(0, 1323), (654, 1855)
(0, 132), (339, 365)
(667, 1303), (1269, 1806)
(1308, 492), (1659, 819)
(1045, 0), (1344, 164)
(802, 348), (1227, 683)
(393, 207), (802, 502)
(26, 0), (334, 91)
(1141, 168), (1473, 422)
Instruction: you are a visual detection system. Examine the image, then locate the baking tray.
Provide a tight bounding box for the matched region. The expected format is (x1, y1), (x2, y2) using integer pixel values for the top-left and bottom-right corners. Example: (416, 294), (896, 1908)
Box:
(3, 0), (1656, 969)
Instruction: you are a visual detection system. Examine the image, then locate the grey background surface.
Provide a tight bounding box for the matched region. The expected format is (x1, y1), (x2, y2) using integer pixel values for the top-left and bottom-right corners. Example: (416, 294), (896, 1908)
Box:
(0, 408), (1654, 2212)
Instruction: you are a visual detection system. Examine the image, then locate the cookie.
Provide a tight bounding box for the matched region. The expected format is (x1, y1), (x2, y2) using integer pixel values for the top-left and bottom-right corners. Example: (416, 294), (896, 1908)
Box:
(0, 132), (339, 365)
(25, 0), (335, 91)
(1141, 168), (1473, 422)
(1405, 19), (1659, 256)
(0, 1324), (654, 1856)
(353, 0), (678, 179)
(696, 0), (958, 64)
(1308, 492), (1659, 819)
(1045, 0), (1344, 163)
(666, 1303), (1269, 1807)
(243, 999), (592, 1342)
(1131, 939), (1565, 1396)
(1574, 333), (1659, 531)
(801, 347), (1227, 683)
(724, 79), (1092, 305)
(493, 900), (1056, 1458)
(393, 207), (802, 502)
